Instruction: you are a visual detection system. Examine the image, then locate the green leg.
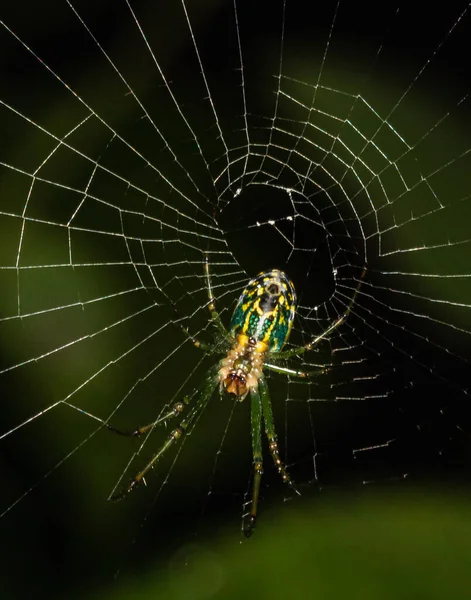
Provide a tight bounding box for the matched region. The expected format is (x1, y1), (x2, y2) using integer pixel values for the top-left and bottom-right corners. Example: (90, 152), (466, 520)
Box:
(64, 399), (188, 436)
(103, 401), (188, 437)
(109, 364), (220, 501)
(204, 255), (230, 338)
(263, 362), (330, 379)
(243, 386), (263, 537)
(274, 316), (344, 360)
(173, 319), (212, 352)
(168, 296), (212, 352)
(159, 256), (235, 353)
(258, 375), (299, 494)
(274, 267), (366, 360)
(164, 255), (233, 351)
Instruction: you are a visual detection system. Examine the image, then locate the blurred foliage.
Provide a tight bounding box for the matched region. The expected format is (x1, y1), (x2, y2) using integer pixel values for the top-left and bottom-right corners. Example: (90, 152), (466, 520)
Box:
(87, 487), (471, 600)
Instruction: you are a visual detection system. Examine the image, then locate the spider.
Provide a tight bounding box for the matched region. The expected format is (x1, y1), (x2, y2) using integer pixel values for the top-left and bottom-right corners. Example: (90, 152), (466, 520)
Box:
(107, 258), (365, 536)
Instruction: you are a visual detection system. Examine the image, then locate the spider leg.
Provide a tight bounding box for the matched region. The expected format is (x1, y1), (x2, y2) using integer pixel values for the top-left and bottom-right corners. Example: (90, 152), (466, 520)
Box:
(62, 401), (187, 436)
(258, 375), (299, 494)
(159, 257), (225, 353)
(263, 362), (331, 379)
(164, 256), (231, 352)
(168, 298), (212, 352)
(241, 373), (301, 534)
(242, 386), (263, 537)
(109, 364), (220, 501)
(104, 400), (188, 437)
(204, 255), (230, 338)
(275, 267), (366, 360)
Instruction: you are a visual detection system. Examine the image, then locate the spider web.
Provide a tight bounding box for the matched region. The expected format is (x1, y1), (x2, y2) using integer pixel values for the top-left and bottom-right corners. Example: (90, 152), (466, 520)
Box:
(1, 0), (471, 595)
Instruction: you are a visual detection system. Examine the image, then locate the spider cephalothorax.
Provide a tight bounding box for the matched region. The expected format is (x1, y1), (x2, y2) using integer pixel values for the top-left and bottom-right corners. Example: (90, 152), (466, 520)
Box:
(219, 334), (267, 401)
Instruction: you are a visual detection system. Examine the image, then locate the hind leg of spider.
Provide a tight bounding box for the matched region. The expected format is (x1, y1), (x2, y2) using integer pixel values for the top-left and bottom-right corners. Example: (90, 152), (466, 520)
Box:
(259, 375), (300, 495)
(242, 386), (264, 537)
(109, 364), (219, 501)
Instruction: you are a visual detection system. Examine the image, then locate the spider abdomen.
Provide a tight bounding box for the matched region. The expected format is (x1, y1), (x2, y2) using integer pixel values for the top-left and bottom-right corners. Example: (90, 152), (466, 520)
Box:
(229, 269), (296, 352)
